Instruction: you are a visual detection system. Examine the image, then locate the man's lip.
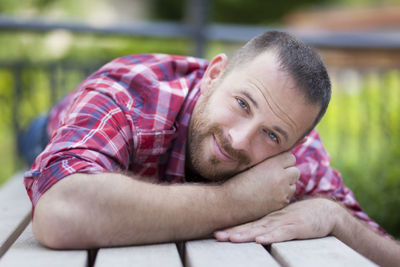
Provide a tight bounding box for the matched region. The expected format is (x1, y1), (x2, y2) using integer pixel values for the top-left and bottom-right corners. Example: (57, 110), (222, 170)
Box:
(212, 134), (235, 162)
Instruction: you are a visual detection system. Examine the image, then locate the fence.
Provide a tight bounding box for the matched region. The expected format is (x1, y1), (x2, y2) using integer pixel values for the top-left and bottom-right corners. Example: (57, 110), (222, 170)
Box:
(0, 10), (399, 237)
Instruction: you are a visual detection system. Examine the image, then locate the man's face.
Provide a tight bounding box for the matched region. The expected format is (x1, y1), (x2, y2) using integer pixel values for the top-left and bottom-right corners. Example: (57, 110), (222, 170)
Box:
(186, 51), (320, 181)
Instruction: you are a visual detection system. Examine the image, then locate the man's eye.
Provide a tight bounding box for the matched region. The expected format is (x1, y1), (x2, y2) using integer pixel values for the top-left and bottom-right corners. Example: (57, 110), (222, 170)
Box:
(236, 97), (249, 111)
(267, 131), (279, 143)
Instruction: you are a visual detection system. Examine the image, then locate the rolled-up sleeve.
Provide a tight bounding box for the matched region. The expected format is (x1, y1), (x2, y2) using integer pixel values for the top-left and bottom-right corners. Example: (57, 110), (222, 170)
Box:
(24, 87), (134, 207)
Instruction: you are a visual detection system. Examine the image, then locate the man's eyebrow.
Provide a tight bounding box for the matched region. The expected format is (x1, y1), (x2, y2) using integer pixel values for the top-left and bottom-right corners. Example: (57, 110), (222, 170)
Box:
(241, 91), (258, 109)
(273, 126), (289, 142)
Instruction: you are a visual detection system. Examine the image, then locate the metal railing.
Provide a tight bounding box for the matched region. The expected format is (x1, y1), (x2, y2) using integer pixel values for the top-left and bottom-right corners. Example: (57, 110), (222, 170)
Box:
(1, 15), (400, 56)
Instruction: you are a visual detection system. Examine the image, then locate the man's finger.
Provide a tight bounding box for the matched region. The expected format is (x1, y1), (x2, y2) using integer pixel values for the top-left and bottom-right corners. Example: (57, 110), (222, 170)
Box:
(278, 152), (296, 168)
(228, 226), (274, 243)
(255, 225), (298, 245)
(288, 184), (296, 200)
(214, 231), (230, 241)
(229, 219), (291, 243)
(214, 220), (259, 241)
(215, 217), (288, 243)
(286, 166), (300, 184)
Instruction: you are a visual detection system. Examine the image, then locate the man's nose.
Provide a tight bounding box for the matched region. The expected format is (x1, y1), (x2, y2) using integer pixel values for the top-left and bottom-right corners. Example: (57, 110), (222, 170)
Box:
(228, 126), (254, 151)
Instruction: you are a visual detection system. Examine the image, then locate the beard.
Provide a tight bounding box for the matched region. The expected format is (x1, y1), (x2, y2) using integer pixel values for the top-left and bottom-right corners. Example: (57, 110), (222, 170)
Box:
(186, 88), (251, 182)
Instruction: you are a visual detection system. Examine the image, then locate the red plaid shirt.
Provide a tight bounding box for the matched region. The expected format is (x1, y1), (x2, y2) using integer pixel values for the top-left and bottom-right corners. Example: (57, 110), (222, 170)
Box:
(24, 54), (385, 235)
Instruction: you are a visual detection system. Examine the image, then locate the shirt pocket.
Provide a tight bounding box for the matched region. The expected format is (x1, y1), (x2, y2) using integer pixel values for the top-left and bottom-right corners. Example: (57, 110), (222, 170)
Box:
(134, 126), (177, 163)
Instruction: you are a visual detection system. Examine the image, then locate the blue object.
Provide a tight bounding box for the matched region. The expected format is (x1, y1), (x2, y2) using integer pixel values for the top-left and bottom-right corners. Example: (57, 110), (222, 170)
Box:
(18, 114), (49, 167)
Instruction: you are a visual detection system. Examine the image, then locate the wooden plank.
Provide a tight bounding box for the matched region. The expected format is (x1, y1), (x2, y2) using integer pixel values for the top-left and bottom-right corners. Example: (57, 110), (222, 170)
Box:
(0, 171), (32, 257)
(270, 236), (378, 267)
(185, 239), (280, 267)
(0, 223), (87, 267)
(95, 243), (183, 267)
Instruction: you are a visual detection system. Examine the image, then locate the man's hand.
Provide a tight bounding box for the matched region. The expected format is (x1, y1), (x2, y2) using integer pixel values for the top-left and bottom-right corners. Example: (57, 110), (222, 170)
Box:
(214, 198), (337, 244)
(215, 198), (400, 267)
(222, 152), (300, 220)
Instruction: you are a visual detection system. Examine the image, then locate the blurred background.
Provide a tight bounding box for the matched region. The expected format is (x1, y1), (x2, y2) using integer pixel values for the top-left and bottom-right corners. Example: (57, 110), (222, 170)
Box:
(0, 0), (399, 238)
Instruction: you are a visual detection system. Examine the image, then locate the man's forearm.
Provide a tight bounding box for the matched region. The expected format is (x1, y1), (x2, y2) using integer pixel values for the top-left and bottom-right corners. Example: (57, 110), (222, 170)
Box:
(332, 203), (400, 267)
(33, 152), (298, 249)
(33, 172), (241, 249)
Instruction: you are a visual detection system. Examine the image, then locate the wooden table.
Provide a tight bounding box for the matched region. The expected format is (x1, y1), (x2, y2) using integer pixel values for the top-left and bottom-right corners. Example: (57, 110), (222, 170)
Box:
(0, 172), (378, 267)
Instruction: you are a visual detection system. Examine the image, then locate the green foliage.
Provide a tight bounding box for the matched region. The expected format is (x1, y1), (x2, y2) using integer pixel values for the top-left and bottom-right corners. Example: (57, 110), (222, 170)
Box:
(152, 0), (330, 24)
(0, 0), (111, 19)
(317, 70), (400, 238)
(211, 0), (330, 25)
(0, 32), (191, 63)
(0, 69), (16, 185)
(151, 0), (185, 21)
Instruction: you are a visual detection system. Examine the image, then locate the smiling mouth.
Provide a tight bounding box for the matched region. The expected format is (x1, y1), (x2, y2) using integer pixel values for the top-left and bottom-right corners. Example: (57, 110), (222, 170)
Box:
(212, 134), (235, 162)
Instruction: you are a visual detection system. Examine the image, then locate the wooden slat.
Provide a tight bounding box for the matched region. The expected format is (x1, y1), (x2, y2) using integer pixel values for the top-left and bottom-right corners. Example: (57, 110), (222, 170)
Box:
(270, 236), (378, 267)
(185, 239), (280, 267)
(95, 243), (183, 267)
(0, 223), (87, 267)
(0, 171), (32, 257)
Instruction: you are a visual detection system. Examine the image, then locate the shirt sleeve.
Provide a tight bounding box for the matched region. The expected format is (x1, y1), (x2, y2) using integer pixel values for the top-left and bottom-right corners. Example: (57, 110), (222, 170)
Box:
(24, 87), (134, 208)
(292, 129), (387, 236)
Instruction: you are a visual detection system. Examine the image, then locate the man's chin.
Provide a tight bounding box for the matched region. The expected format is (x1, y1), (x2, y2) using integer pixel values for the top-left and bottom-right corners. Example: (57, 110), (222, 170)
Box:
(197, 167), (241, 183)
(186, 166), (233, 183)
(205, 165), (253, 183)
(186, 155), (247, 183)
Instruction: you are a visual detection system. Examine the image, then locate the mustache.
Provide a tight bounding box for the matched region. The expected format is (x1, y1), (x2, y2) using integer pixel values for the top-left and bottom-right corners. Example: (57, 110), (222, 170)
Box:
(212, 126), (251, 166)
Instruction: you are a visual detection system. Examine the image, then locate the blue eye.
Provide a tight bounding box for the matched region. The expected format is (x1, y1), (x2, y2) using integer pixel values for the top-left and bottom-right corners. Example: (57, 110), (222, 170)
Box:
(236, 97), (249, 111)
(267, 131), (279, 143)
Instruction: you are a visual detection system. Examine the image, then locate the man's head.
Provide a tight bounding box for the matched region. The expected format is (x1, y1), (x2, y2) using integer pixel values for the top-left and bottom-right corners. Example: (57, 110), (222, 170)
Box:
(186, 31), (331, 181)
(225, 31), (331, 127)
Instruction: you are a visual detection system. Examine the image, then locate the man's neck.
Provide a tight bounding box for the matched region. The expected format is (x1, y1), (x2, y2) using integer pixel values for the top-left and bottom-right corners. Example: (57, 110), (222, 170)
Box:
(184, 166), (208, 183)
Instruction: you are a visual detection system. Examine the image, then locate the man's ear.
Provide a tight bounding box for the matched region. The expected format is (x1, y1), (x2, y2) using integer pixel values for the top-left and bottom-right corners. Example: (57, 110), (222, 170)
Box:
(200, 53), (228, 94)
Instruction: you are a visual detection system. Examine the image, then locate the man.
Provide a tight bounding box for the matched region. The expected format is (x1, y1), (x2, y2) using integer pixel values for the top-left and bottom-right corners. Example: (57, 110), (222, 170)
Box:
(23, 31), (399, 266)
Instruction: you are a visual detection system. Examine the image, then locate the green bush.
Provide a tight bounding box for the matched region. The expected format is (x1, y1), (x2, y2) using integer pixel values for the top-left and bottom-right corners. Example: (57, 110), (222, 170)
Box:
(317, 70), (400, 238)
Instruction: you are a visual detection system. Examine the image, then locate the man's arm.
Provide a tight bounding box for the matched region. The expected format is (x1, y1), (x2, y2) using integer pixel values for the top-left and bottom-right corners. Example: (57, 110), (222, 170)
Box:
(214, 198), (400, 267)
(33, 172), (228, 249)
(33, 152), (299, 249)
(333, 200), (400, 267)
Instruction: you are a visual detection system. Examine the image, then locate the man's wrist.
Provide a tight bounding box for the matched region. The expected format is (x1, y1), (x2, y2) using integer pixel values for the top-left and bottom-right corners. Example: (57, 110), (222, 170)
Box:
(217, 181), (257, 225)
(330, 200), (354, 238)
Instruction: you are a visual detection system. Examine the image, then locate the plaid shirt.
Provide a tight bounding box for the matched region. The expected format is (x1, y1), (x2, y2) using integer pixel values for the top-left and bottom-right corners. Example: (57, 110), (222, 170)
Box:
(24, 53), (385, 235)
